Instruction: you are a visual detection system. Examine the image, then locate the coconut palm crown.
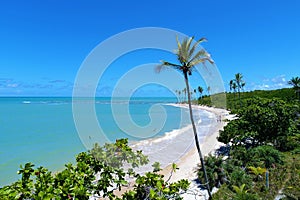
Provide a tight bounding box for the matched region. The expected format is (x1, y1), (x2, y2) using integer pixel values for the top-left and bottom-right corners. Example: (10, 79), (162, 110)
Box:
(288, 76), (300, 89)
(288, 76), (300, 99)
(157, 36), (213, 75)
(156, 36), (214, 199)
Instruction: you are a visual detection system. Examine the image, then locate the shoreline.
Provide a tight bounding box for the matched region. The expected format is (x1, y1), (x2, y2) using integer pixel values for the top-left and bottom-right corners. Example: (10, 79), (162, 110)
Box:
(115, 104), (233, 199)
(129, 103), (224, 175)
(113, 104), (231, 198)
(159, 104), (232, 199)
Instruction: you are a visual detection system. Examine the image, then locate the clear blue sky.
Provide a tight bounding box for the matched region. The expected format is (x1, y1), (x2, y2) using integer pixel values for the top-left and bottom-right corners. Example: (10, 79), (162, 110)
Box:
(0, 0), (299, 96)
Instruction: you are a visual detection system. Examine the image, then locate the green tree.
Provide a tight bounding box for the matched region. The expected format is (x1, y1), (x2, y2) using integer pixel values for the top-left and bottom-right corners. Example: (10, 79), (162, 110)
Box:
(288, 76), (300, 100)
(232, 184), (259, 200)
(0, 139), (190, 200)
(0, 139), (149, 200)
(157, 36), (214, 198)
(197, 154), (228, 190)
(219, 98), (299, 151)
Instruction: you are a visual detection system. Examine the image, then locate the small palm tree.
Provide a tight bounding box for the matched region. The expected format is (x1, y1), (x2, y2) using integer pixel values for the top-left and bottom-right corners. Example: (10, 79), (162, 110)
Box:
(288, 76), (300, 100)
(235, 73), (245, 103)
(157, 36), (214, 198)
(248, 166), (266, 181)
(233, 184), (247, 194)
(229, 80), (238, 105)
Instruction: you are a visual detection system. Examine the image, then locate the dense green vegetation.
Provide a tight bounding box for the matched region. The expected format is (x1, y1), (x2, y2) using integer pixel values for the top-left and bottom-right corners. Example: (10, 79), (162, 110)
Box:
(199, 88), (296, 109)
(0, 139), (189, 199)
(197, 87), (300, 199)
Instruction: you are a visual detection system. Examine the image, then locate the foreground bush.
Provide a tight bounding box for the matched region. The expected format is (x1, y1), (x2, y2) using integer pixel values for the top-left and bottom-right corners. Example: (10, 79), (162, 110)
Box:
(0, 139), (189, 200)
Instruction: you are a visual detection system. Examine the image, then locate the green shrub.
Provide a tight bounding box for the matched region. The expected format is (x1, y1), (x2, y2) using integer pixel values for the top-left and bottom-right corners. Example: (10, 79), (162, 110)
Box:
(0, 139), (190, 200)
(197, 154), (227, 190)
(231, 145), (284, 168)
(232, 184), (260, 200)
(229, 167), (252, 190)
(248, 145), (284, 168)
(218, 98), (299, 151)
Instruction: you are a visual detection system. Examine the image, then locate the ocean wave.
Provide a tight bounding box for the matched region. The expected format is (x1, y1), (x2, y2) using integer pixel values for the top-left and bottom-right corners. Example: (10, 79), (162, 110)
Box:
(130, 124), (192, 148)
(21, 100), (69, 105)
(130, 103), (218, 166)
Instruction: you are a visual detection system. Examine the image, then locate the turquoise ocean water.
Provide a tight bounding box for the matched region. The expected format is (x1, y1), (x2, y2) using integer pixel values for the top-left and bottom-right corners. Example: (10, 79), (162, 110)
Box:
(0, 97), (214, 186)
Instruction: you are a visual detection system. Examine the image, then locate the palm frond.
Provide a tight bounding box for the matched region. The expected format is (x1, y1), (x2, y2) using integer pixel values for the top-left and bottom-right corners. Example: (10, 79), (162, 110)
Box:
(188, 37), (207, 60)
(185, 36), (194, 60)
(288, 77), (300, 88)
(189, 49), (207, 63)
(176, 36), (209, 65)
(180, 37), (189, 63)
(232, 82), (237, 90)
(189, 57), (214, 67)
(235, 73), (243, 82)
(156, 60), (181, 73)
(229, 80), (234, 90)
(176, 36), (182, 57)
(176, 36), (181, 50)
(188, 50), (213, 67)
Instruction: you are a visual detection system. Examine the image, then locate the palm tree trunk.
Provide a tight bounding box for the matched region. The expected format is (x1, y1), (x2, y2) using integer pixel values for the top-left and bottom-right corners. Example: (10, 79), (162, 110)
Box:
(238, 88), (241, 107)
(233, 92), (236, 108)
(183, 72), (212, 199)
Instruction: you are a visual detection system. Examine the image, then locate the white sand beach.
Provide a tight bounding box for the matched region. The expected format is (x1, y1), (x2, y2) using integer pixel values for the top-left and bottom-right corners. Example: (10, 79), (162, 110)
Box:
(112, 104), (234, 200)
(159, 105), (233, 200)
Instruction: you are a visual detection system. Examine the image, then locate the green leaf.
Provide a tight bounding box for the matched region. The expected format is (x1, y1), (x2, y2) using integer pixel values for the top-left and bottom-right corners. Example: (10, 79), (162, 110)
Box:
(156, 181), (162, 190)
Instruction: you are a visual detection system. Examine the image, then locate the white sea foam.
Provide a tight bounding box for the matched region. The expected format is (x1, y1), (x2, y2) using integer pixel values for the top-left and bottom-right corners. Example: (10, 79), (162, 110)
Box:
(131, 104), (218, 174)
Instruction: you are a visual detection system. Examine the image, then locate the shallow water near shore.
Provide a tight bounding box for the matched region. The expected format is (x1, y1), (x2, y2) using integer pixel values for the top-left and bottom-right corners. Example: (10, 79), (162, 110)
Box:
(0, 97), (215, 186)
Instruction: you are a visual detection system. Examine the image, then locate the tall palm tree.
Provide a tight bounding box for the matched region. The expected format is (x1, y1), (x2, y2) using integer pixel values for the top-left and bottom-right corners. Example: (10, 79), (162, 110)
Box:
(229, 80), (234, 92)
(193, 89), (197, 100)
(175, 90), (179, 103)
(156, 36), (213, 199)
(232, 73), (245, 107)
(183, 88), (187, 102)
(288, 76), (300, 99)
(178, 90), (182, 103)
(198, 86), (204, 100)
(207, 86), (211, 95)
(190, 91), (194, 101)
(241, 82), (246, 91)
(229, 80), (238, 107)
